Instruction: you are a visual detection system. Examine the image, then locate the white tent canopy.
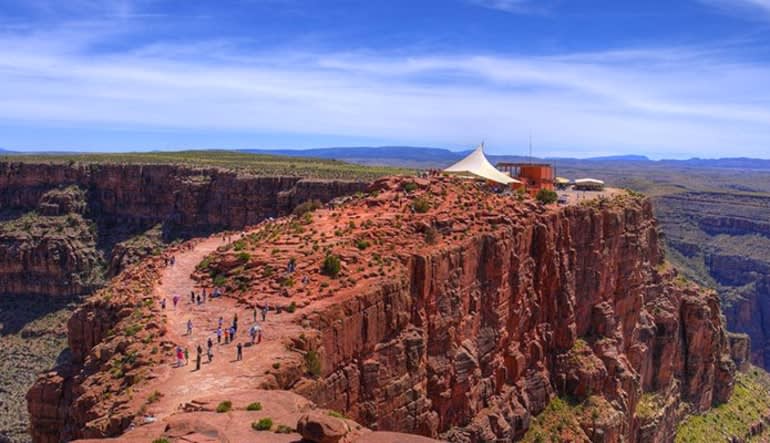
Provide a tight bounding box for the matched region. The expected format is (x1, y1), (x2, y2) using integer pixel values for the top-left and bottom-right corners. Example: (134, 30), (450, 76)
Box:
(444, 144), (520, 185)
(574, 178), (605, 185)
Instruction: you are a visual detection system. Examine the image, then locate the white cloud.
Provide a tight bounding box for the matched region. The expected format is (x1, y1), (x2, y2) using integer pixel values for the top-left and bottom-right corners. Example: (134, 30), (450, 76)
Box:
(1, 24), (770, 157)
(699, 0), (770, 17)
(466, 0), (546, 14)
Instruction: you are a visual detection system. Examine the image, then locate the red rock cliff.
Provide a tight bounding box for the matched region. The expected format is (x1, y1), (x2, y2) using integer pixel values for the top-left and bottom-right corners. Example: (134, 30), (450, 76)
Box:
(288, 179), (735, 442)
(0, 162), (368, 237)
(26, 177), (736, 443)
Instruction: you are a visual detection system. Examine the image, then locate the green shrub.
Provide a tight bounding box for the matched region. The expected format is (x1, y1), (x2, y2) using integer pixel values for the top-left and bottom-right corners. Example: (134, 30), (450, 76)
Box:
(252, 418), (273, 431)
(272, 362), (281, 369)
(412, 198), (430, 213)
(216, 400), (232, 413)
(286, 301), (297, 313)
(305, 350), (322, 377)
(355, 239), (370, 250)
(147, 390), (161, 404)
(536, 189), (558, 205)
(233, 239), (246, 251)
(275, 424), (294, 434)
(403, 182), (418, 192)
(328, 410), (345, 418)
(236, 252), (251, 262)
(293, 200), (322, 216)
(124, 324), (141, 337)
(321, 254), (341, 277)
(152, 439), (170, 443)
(213, 274), (227, 286)
(197, 257), (210, 270)
(246, 402), (263, 411)
(424, 227), (438, 244)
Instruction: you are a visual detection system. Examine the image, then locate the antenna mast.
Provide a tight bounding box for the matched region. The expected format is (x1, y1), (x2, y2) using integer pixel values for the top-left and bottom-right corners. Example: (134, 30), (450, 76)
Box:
(529, 132), (533, 164)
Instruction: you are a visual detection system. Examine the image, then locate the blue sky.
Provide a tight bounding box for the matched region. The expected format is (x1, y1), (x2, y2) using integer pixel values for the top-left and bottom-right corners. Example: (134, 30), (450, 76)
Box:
(2, 0), (770, 158)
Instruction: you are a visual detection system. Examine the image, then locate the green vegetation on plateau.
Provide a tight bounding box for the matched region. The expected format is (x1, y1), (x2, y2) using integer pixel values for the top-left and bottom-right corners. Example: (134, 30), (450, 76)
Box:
(2, 150), (410, 180)
(677, 365), (770, 442)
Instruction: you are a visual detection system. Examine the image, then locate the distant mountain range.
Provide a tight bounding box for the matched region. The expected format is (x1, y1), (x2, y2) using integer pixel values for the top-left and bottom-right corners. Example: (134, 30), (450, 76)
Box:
(239, 147), (770, 170)
(2, 146), (770, 170)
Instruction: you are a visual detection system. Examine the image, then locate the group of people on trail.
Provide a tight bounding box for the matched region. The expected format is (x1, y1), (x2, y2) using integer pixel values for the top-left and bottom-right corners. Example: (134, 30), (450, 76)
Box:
(163, 255), (176, 266)
(177, 307), (268, 370)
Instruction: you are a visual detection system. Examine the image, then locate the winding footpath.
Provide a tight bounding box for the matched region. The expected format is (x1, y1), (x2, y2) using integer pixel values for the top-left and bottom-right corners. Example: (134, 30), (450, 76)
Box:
(144, 234), (303, 420)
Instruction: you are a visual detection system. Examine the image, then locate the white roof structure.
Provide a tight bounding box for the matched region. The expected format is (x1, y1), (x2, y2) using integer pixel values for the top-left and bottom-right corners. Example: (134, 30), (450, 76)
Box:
(444, 144), (520, 185)
(574, 178), (605, 185)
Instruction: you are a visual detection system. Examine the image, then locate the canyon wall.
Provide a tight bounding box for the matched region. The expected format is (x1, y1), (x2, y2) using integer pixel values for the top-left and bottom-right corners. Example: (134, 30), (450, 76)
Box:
(655, 191), (770, 369)
(0, 162), (368, 298)
(0, 162), (369, 238)
(296, 195), (735, 441)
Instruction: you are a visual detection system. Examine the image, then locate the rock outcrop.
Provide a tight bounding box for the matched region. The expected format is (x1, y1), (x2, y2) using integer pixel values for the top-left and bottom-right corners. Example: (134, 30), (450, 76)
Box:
(27, 176), (738, 443)
(285, 178), (735, 441)
(0, 187), (101, 297)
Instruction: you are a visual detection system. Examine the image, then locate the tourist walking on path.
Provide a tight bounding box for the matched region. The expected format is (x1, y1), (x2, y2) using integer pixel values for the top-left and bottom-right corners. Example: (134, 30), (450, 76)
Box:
(255, 323), (262, 344)
(250, 325), (257, 344)
(207, 346), (213, 363)
(161, 298), (166, 310)
(207, 337), (213, 351)
(216, 326), (222, 344)
(229, 325), (236, 340)
(176, 346), (184, 367)
(218, 316), (224, 329)
(184, 348), (189, 366)
(195, 346), (201, 371)
(236, 342), (243, 361)
(190, 291), (195, 303)
(172, 294), (180, 309)
(261, 304), (269, 321)
(187, 319), (193, 336)
(224, 328), (230, 344)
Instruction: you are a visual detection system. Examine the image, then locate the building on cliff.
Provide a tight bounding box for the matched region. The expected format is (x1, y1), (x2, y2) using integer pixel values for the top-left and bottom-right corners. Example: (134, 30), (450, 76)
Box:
(496, 162), (555, 195)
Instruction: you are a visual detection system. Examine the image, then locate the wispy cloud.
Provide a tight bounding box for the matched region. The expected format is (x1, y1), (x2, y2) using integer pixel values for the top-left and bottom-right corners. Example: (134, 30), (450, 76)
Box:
(1, 19), (770, 157)
(466, 0), (547, 14)
(699, 0), (770, 17)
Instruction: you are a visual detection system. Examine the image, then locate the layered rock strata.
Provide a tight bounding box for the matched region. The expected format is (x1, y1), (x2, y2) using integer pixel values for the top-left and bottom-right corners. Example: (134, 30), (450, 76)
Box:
(28, 177), (737, 443)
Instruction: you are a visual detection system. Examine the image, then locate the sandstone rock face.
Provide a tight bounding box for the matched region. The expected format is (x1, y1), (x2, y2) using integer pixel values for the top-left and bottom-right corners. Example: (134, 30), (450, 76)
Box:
(0, 187), (101, 297)
(294, 189), (735, 442)
(0, 162), (368, 239)
(26, 177), (737, 443)
(0, 162), (366, 298)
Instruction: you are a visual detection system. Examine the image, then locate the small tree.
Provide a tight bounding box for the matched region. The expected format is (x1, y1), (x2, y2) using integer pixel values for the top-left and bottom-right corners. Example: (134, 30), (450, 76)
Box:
(536, 189), (558, 205)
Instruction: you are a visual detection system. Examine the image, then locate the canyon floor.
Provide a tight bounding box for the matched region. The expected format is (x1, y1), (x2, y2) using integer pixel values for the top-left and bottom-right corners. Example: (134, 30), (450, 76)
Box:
(0, 296), (76, 443)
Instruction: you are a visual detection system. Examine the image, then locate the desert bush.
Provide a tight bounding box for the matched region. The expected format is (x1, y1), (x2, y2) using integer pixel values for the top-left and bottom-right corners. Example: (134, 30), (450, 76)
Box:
(403, 182), (418, 192)
(321, 254), (341, 277)
(355, 239), (370, 250)
(305, 350), (322, 377)
(236, 252), (251, 262)
(216, 400), (232, 413)
(246, 402), (263, 411)
(286, 301), (297, 313)
(252, 418), (273, 431)
(293, 200), (322, 216)
(424, 227), (438, 244)
(412, 198), (430, 213)
(536, 189), (558, 205)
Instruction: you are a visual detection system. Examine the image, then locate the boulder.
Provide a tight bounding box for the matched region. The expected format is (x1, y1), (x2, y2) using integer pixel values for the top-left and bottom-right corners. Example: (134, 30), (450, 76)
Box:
(296, 413), (349, 443)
